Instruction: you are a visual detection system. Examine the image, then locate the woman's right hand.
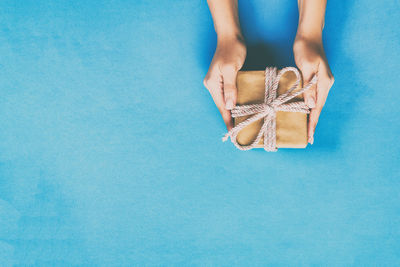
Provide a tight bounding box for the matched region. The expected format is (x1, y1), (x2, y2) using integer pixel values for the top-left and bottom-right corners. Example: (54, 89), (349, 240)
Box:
(203, 36), (246, 131)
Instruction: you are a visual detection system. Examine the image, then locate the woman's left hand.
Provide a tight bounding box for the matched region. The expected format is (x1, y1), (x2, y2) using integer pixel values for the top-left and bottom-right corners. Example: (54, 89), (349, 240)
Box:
(293, 36), (334, 144)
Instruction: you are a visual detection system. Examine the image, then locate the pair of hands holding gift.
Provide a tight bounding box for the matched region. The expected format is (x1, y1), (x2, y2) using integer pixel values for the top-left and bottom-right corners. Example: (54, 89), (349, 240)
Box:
(203, 0), (334, 144)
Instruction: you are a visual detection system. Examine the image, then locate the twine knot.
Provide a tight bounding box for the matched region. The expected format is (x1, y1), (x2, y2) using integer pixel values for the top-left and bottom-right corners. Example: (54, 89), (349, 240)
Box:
(223, 67), (317, 152)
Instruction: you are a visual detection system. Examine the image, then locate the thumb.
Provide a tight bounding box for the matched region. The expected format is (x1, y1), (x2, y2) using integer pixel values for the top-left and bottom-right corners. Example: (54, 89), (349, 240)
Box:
(221, 65), (238, 110)
(302, 72), (317, 109)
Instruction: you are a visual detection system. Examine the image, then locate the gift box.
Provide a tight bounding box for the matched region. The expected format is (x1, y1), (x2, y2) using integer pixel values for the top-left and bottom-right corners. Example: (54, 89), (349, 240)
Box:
(223, 67), (317, 151)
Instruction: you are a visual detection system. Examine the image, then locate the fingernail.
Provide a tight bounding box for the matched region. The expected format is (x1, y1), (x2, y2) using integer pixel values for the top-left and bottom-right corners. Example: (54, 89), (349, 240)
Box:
(308, 135), (314, 145)
(225, 98), (234, 110)
(307, 97), (316, 109)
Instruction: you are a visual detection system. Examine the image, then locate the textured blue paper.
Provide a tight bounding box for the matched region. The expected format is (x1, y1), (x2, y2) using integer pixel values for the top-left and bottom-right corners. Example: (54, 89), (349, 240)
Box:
(0, 0), (399, 266)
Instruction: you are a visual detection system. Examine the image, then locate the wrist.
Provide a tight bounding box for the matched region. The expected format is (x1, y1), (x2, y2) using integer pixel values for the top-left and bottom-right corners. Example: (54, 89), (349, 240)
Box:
(217, 31), (245, 46)
(296, 13), (324, 43)
(296, 0), (326, 44)
(295, 27), (323, 45)
(216, 25), (244, 43)
(207, 0), (243, 44)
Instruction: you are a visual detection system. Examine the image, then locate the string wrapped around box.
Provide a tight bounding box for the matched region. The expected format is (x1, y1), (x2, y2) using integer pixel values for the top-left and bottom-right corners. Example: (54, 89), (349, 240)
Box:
(223, 67), (317, 152)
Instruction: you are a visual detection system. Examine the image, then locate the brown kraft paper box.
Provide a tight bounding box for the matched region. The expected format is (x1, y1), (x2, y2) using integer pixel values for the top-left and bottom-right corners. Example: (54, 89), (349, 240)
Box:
(234, 70), (308, 148)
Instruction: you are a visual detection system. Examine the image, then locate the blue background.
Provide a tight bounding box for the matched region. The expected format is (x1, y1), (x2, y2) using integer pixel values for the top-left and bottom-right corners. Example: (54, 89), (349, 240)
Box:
(0, 0), (399, 266)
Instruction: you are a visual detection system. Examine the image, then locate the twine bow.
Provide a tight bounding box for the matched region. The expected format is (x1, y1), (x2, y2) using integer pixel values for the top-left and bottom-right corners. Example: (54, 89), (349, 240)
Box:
(222, 67), (317, 152)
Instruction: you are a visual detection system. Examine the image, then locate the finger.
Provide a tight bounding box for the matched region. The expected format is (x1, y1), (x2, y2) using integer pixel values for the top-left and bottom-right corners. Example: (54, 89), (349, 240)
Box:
(203, 67), (221, 91)
(308, 107), (321, 145)
(212, 87), (233, 131)
(220, 65), (238, 110)
(318, 63), (335, 95)
(304, 82), (317, 109)
(204, 75), (233, 131)
(315, 64), (334, 109)
(221, 109), (233, 130)
(301, 71), (317, 109)
(308, 65), (334, 144)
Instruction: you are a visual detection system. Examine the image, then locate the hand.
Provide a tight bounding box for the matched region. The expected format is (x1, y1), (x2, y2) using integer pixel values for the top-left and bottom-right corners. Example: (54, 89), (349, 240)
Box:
(293, 36), (334, 144)
(203, 36), (246, 130)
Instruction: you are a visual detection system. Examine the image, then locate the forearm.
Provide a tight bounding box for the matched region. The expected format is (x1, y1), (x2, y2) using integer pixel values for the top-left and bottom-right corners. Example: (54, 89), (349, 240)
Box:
(297, 0), (327, 42)
(207, 0), (243, 41)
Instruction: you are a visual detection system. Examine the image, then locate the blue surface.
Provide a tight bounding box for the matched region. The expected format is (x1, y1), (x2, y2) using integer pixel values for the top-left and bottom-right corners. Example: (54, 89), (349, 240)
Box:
(0, 0), (399, 266)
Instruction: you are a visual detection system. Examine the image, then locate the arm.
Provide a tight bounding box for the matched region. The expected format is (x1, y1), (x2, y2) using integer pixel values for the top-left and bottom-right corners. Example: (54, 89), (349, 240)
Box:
(294, 0), (334, 144)
(204, 0), (246, 130)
